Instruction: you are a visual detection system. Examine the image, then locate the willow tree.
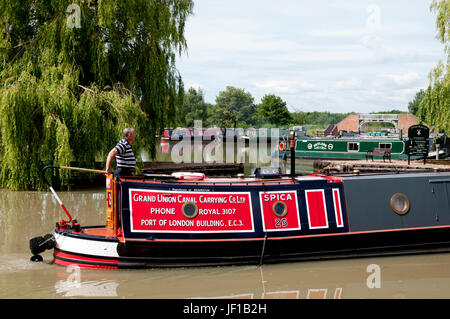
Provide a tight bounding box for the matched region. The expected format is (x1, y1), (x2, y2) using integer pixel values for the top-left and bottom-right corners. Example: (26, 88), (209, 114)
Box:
(0, 0), (193, 190)
(418, 0), (449, 133)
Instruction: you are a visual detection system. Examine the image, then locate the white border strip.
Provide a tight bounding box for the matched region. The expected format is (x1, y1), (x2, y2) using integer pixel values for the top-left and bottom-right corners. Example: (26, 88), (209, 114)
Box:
(54, 232), (119, 258)
(332, 188), (344, 228)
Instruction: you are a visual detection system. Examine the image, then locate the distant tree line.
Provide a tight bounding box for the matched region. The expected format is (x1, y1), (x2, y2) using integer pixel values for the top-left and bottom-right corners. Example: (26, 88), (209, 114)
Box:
(178, 86), (413, 130)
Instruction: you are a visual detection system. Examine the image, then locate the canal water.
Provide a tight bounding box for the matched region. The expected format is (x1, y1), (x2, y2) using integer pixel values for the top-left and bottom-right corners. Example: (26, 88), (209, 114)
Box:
(1, 141), (450, 299)
(151, 138), (315, 176)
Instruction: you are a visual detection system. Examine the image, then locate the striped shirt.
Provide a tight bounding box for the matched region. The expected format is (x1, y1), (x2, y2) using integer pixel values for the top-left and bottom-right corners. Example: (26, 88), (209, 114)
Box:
(114, 137), (136, 169)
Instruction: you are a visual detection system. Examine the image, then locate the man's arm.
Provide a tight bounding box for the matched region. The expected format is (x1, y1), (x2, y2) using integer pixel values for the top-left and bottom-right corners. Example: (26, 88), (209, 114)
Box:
(105, 148), (118, 175)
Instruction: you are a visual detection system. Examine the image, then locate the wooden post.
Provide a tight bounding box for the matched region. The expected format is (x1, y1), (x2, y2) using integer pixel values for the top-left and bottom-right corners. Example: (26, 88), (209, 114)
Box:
(290, 130), (295, 177)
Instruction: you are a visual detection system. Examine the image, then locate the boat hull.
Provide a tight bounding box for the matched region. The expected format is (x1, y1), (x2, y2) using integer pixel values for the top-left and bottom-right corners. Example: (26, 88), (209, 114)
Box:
(53, 231), (119, 269)
(53, 225), (450, 269)
(288, 150), (412, 160)
(49, 171), (450, 269)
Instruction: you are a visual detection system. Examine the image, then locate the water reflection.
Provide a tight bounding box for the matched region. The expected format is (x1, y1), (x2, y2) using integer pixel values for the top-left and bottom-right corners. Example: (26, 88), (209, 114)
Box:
(157, 139), (274, 166)
(49, 254), (450, 299)
(55, 264), (119, 297)
(155, 140), (314, 176)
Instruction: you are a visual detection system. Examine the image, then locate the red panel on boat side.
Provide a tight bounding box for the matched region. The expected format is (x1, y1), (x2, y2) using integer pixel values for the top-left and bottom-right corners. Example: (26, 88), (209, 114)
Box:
(128, 189), (254, 234)
(259, 190), (301, 232)
(305, 190), (329, 229)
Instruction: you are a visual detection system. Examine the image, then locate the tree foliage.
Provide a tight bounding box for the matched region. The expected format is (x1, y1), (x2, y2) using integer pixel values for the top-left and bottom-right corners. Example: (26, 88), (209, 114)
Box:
(210, 86), (257, 128)
(418, 61), (449, 133)
(430, 0), (450, 55)
(257, 94), (292, 126)
(0, 0), (193, 189)
(180, 87), (211, 127)
(407, 89), (426, 116)
(290, 110), (350, 126)
(372, 110), (408, 114)
(418, 0), (449, 133)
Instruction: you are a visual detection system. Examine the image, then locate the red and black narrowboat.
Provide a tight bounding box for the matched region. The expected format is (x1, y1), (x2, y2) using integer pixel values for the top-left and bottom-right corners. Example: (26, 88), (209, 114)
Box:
(29, 164), (450, 269)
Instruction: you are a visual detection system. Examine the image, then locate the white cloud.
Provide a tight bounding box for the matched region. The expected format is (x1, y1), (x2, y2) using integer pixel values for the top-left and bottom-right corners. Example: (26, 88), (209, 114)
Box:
(253, 80), (316, 95)
(177, 0), (443, 113)
(377, 72), (421, 87)
(278, 49), (373, 64)
(335, 78), (362, 90)
(310, 29), (365, 38)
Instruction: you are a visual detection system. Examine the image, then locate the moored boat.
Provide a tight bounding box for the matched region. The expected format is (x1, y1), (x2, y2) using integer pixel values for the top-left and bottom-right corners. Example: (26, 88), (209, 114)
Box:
(29, 163), (450, 269)
(279, 136), (431, 160)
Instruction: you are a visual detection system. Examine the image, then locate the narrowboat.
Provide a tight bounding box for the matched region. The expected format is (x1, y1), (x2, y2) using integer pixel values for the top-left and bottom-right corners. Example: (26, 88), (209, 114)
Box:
(279, 136), (426, 160)
(29, 163), (450, 269)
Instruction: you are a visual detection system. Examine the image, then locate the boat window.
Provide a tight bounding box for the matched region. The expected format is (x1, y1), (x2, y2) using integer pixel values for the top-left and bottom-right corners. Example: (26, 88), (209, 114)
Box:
(390, 193), (410, 215)
(182, 202), (199, 219)
(379, 143), (392, 149)
(347, 142), (360, 152)
(272, 201), (288, 218)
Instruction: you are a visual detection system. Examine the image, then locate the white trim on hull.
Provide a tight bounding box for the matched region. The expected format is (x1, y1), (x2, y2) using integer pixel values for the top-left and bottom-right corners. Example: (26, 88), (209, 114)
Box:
(54, 232), (119, 258)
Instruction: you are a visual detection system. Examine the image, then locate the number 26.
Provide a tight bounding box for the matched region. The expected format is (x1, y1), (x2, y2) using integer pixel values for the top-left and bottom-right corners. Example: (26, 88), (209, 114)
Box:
(275, 218), (287, 228)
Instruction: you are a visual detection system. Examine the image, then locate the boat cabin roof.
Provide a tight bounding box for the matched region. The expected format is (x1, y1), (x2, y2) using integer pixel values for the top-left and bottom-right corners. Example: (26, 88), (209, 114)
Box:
(119, 174), (342, 186)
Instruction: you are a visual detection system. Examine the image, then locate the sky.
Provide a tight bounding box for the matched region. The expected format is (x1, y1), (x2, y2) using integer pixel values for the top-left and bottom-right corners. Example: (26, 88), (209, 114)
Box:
(176, 0), (446, 114)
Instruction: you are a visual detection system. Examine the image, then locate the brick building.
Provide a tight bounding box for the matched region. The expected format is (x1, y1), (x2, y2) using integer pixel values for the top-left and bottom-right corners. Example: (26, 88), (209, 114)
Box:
(335, 113), (422, 134)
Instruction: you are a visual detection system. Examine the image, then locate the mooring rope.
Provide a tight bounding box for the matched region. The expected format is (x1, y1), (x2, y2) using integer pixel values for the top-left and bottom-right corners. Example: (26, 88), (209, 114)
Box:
(259, 233), (268, 266)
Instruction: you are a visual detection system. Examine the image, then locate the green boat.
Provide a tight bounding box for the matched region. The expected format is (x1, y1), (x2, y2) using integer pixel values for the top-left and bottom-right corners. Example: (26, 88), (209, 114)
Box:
(280, 137), (420, 160)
